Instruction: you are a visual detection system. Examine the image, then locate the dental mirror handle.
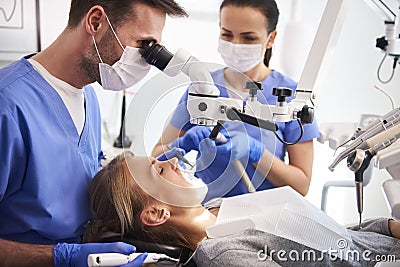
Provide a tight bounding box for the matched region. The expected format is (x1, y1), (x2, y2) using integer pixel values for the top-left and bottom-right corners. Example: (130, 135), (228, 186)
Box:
(210, 128), (256, 194)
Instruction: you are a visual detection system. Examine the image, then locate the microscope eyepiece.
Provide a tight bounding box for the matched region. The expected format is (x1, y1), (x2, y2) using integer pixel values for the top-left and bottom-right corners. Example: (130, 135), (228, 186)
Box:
(140, 41), (173, 71)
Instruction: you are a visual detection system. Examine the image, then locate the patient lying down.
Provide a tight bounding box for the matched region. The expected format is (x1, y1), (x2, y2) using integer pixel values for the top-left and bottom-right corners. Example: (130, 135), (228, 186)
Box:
(83, 152), (400, 266)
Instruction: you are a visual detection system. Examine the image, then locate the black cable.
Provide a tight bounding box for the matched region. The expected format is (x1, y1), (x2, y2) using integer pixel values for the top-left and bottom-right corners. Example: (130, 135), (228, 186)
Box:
(274, 119), (304, 145)
(377, 54), (397, 84)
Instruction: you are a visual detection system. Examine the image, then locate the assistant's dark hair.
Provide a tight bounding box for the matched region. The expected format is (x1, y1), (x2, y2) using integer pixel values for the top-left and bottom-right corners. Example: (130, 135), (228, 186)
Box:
(220, 0), (279, 67)
(68, 0), (187, 29)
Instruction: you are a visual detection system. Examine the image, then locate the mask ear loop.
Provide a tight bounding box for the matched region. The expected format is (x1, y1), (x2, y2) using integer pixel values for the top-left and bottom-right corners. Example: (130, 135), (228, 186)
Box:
(92, 35), (104, 63)
(105, 15), (125, 51)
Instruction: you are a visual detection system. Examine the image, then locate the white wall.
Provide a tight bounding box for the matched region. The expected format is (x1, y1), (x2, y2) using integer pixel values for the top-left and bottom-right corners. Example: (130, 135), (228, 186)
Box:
(1, 0), (398, 225)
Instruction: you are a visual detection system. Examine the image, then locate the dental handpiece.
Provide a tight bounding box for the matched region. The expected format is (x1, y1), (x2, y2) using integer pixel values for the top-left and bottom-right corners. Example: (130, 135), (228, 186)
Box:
(347, 136), (399, 230)
(87, 252), (178, 267)
(329, 115), (400, 171)
(347, 149), (369, 230)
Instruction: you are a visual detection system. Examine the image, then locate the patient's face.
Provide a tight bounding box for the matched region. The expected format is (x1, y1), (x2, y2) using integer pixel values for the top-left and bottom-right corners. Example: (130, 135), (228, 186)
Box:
(127, 156), (193, 187)
(125, 154), (208, 207)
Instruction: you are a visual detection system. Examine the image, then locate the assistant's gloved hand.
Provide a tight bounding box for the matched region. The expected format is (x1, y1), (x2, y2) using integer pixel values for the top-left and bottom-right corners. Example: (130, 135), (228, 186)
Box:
(54, 242), (147, 267)
(216, 131), (264, 163)
(170, 126), (212, 153)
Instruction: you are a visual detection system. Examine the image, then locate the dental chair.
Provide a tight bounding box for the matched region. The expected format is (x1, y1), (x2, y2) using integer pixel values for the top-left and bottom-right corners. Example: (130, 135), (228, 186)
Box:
(96, 231), (196, 266)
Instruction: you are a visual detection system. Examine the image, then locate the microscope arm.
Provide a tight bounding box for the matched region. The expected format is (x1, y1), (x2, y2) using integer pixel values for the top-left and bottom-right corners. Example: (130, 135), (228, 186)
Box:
(140, 41), (316, 136)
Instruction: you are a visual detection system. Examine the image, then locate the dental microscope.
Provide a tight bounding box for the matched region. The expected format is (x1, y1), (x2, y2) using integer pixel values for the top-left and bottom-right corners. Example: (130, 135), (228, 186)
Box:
(139, 41), (315, 132)
(139, 39), (315, 193)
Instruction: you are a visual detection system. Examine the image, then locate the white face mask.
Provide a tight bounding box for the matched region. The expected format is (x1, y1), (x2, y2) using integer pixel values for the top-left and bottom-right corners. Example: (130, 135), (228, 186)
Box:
(218, 39), (264, 72)
(93, 17), (151, 91)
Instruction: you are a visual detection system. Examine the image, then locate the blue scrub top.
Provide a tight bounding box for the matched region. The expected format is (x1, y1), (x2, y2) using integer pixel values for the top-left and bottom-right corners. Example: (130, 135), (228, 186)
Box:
(0, 58), (102, 244)
(169, 69), (320, 202)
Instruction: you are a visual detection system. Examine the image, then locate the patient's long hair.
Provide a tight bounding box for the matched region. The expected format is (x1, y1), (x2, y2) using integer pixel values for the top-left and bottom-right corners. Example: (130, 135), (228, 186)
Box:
(83, 152), (190, 249)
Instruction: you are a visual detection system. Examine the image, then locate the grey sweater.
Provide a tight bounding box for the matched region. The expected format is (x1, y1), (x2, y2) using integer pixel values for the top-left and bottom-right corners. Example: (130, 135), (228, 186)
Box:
(193, 218), (400, 266)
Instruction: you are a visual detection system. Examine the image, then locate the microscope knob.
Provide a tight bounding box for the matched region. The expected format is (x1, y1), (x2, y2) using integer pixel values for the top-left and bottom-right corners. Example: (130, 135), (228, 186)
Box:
(272, 87), (292, 103)
(297, 105), (314, 124)
(376, 36), (388, 51)
(198, 102), (208, 112)
(245, 81), (263, 97)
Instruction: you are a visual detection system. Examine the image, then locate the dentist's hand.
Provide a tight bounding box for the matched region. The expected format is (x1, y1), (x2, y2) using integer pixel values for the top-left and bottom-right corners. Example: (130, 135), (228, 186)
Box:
(216, 131), (264, 163)
(157, 147), (187, 168)
(54, 242), (147, 267)
(170, 126), (212, 153)
(157, 147), (186, 161)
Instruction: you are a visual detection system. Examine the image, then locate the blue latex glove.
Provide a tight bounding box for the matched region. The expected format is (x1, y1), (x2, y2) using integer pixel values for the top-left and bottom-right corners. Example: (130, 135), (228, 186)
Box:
(157, 147), (188, 168)
(54, 242), (147, 267)
(216, 131), (264, 163)
(156, 147), (186, 161)
(170, 126), (212, 153)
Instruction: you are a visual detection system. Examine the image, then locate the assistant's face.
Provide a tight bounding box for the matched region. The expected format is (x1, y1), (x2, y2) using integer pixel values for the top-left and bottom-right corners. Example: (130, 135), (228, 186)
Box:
(219, 6), (270, 47)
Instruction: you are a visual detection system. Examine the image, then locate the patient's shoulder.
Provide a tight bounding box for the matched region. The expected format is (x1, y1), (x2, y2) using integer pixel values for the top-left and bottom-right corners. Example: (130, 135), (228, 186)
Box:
(194, 229), (281, 266)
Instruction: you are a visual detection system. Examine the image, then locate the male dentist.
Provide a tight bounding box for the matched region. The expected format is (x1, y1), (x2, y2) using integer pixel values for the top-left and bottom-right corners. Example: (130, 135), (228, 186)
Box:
(0, 0), (187, 266)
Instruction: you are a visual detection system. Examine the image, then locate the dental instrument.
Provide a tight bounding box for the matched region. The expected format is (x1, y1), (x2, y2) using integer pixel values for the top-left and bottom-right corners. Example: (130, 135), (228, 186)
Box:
(87, 252), (178, 267)
(174, 150), (194, 169)
(210, 123), (256, 193)
(166, 145), (195, 169)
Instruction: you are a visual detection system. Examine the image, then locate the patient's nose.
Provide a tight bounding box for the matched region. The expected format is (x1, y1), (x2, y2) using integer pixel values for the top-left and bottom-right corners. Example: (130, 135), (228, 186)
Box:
(169, 158), (178, 170)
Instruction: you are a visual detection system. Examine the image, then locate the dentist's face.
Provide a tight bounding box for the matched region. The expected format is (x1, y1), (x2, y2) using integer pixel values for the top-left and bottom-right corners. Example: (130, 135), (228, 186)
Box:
(81, 3), (166, 84)
(125, 155), (208, 207)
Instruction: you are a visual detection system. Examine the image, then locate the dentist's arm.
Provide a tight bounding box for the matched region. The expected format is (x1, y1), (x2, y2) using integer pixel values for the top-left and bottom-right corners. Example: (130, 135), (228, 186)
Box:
(0, 239), (146, 267)
(152, 124), (184, 158)
(0, 239), (54, 266)
(152, 124), (212, 157)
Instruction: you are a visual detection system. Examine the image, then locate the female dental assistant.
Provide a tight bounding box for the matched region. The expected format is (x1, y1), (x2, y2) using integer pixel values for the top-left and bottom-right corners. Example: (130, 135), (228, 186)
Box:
(152, 0), (320, 202)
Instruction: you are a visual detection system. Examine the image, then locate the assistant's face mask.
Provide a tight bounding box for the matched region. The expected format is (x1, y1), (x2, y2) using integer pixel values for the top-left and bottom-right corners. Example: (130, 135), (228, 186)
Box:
(218, 39), (264, 72)
(93, 16), (151, 91)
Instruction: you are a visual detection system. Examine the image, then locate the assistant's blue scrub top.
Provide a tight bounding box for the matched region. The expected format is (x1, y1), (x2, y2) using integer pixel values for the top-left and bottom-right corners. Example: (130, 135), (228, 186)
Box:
(170, 69), (320, 202)
(0, 58), (102, 244)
